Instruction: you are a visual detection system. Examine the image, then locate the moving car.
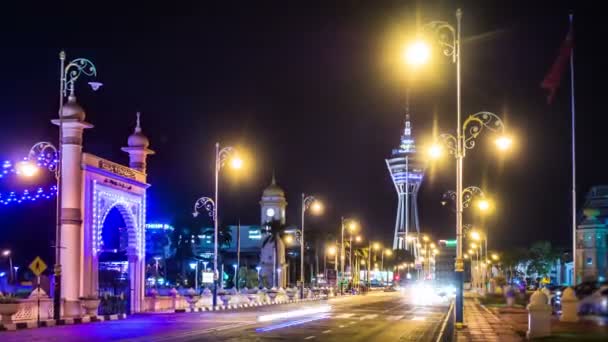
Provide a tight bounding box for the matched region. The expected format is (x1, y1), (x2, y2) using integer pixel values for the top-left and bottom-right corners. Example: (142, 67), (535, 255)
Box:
(383, 285), (397, 292)
(579, 285), (608, 315)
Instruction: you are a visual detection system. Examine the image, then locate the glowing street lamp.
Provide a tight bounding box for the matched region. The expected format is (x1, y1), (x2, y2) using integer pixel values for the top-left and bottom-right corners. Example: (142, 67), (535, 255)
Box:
(427, 144), (443, 160)
(470, 231), (481, 241)
(495, 135), (513, 151)
(477, 199), (490, 212)
(340, 217), (359, 294)
(404, 40), (431, 67)
(491, 253), (499, 261)
(410, 8), (511, 325)
(301, 194), (323, 299)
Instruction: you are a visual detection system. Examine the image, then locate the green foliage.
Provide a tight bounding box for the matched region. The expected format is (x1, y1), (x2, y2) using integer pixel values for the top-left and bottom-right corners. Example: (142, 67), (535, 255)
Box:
(0, 294), (20, 304)
(202, 225), (232, 249)
(238, 267), (259, 289)
(526, 241), (558, 278)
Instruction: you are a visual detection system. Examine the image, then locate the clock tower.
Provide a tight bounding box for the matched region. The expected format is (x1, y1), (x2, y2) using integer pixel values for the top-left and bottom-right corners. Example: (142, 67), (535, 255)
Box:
(260, 173), (287, 224)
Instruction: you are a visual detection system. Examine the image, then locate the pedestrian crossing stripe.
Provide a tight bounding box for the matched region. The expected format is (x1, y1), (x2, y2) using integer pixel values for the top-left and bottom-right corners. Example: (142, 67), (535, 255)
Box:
(334, 313), (355, 319)
(359, 314), (378, 320)
(386, 315), (404, 321)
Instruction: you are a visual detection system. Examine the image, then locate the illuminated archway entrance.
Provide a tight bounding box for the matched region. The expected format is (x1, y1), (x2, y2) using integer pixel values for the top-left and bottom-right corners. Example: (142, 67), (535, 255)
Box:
(81, 156), (149, 313)
(55, 100), (154, 316)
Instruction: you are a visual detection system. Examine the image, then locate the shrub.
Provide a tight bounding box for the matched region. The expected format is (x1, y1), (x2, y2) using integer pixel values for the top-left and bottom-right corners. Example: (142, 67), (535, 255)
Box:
(0, 295), (20, 304)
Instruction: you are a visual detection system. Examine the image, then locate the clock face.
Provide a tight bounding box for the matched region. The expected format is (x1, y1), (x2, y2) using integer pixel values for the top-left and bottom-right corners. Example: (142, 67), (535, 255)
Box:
(266, 208), (276, 217)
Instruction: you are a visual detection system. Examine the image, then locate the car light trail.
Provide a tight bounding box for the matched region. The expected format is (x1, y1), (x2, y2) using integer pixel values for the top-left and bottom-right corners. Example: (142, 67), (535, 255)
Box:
(256, 314), (330, 332)
(257, 305), (332, 322)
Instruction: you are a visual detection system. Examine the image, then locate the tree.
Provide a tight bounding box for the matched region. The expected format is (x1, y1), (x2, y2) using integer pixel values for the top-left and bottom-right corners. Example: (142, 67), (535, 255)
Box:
(501, 247), (528, 284)
(527, 241), (558, 279)
(168, 212), (201, 284)
(262, 219), (287, 287)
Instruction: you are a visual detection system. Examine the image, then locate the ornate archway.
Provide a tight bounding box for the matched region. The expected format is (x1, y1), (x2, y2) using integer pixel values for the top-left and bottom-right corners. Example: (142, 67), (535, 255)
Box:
(81, 155), (149, 313)
(54, 99), (154, 316)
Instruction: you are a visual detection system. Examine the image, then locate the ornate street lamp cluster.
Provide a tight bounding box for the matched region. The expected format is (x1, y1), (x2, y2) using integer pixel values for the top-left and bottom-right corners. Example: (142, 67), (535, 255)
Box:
(192, 143), (242, 308)
(402, 8), (513, 326)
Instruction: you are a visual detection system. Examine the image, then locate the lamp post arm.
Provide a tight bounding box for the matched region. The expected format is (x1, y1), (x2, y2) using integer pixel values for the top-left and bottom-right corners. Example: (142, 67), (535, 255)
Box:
(63, 58), (97, 96)
(462, 111), (505, 151)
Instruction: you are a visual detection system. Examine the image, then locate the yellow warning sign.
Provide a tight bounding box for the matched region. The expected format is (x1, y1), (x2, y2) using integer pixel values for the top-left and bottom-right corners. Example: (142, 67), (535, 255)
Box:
(29, 256), (48, 277)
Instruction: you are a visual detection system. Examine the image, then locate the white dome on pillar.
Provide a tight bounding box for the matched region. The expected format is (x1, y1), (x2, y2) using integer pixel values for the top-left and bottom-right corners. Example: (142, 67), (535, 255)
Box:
(60, 95), (87, 121)
(122, 112), (155, 174)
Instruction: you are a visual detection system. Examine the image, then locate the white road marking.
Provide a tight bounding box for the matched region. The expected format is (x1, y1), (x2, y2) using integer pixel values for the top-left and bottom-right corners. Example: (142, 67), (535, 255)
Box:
(339, 325), (345, 328)
(360, 314), (378, 320)
(322, 330), (332, 334)
(334, 313), (355, 319)
(304, 336), (316, 340)
(386, 315), (404, 321)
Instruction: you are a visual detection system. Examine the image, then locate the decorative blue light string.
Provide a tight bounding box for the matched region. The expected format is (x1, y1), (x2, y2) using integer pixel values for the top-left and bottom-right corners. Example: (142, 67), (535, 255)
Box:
(0, 185), (58, 205)
(0, 150), (59, 206)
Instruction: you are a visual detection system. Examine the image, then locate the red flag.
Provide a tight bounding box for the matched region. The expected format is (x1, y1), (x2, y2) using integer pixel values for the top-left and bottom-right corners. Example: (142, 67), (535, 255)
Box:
(541, 28), (573, 104)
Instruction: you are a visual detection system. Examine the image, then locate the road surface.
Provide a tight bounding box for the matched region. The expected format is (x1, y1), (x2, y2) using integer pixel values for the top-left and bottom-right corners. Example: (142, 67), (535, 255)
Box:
(1, 291), (450, 341)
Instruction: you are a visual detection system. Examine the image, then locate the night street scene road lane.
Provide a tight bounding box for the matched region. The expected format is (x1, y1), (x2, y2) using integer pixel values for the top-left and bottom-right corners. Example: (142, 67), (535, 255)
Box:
(0, 292), (450, 342)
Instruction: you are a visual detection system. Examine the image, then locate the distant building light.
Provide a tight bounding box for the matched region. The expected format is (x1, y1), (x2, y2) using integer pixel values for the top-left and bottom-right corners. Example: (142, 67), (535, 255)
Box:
(586, 258), (593, 265)
(249, 229), (262, 240)
(146, 223), (174, 231)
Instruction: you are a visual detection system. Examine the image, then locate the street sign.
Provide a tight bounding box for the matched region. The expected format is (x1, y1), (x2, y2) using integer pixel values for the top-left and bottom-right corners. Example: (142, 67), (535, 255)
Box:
(29, 256), (47, 277)
(202, 272), (214, 283)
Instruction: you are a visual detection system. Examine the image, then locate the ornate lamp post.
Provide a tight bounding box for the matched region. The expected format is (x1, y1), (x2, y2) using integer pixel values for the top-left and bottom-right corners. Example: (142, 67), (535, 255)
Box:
(339, 218), (358, 294)
(300, 194), (322, 299)
(193, 143), (241, 307)
(53, 52), (100, 320)
(192, 196), (216, 304)
(406, 8), (512, 325)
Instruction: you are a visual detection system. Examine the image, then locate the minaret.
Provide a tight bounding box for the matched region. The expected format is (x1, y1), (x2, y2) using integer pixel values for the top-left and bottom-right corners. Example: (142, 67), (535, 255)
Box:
(51, 93), (93, 315)
(122, 112), (155, 175)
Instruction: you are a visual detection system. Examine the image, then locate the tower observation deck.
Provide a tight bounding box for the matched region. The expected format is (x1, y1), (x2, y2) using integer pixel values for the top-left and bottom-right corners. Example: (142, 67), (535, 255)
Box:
(386, 113), (425, 252)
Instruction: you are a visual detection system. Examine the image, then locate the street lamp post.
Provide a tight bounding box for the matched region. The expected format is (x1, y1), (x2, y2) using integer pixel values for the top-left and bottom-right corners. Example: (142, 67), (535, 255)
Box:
(193, 143), (241, 307)
(339, 218), (357, 294)
(256, 266), (262, 288)
(232, 264), (238, 289)
(193, 196), (217, 305)
(52, 52), (100, 320)
(190, 262), (199, 293)
(301, 194), (322, 299)
(2, 250), (12, 284)
(409, 8), (507, 325)
(153, 256), (161, 289)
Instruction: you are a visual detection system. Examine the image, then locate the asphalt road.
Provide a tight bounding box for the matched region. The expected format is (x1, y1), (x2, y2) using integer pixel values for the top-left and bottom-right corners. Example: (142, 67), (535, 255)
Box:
(1, 291), (450, 341)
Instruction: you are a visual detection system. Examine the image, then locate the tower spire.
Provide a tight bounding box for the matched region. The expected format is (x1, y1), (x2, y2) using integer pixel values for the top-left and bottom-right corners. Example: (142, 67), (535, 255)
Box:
(271, 169), (276, 185)
(135, 112), (142, 133)
(404, 88), (411, 136)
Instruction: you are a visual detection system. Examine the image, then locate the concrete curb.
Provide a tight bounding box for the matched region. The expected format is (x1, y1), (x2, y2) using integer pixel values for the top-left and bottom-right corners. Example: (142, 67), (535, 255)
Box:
(174, 297), (326, 314)
(0, 313), (128, 332)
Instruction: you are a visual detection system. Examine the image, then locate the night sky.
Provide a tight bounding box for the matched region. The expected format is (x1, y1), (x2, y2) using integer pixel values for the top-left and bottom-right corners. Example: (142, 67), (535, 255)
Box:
(0, 1), (601, 268)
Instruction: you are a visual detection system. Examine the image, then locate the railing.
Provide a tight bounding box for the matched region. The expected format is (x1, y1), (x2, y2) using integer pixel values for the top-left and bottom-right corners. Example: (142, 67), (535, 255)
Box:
(435, 301), (455, 342)
(8, 298), (54, 322)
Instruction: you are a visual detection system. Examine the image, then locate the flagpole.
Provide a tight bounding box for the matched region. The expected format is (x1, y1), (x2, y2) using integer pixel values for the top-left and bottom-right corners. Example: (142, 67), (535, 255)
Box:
(569, 13), (577, 285)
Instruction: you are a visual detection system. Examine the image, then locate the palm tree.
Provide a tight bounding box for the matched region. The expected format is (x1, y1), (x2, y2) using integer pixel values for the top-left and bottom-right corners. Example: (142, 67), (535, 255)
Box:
(354, 247), (369, 285)
(262, 219), (287, 287)
(169, 212), (202, 283)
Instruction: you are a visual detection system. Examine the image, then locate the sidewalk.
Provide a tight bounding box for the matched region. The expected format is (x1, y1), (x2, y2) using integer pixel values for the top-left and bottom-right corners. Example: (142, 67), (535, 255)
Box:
(456, 295), (522, 341)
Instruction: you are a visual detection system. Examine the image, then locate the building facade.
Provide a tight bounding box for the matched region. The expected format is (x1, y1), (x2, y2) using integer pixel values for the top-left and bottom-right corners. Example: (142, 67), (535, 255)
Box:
(576, 186), (608, 283)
